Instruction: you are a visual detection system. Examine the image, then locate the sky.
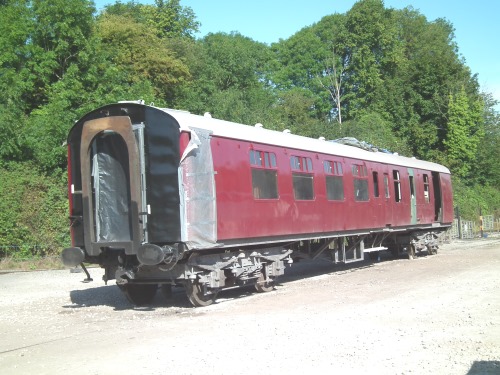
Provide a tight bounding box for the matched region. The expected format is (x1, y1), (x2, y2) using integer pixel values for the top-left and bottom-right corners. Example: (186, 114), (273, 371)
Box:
(94, 0), (500, 106)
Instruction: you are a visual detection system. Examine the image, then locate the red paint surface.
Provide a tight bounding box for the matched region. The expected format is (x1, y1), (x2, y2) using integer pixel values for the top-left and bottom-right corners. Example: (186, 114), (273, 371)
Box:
(211, 136), (453, 241)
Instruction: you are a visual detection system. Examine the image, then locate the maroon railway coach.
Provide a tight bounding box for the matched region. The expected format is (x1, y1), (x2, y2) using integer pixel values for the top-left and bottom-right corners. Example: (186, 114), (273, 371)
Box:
(62, 101), (453, 306)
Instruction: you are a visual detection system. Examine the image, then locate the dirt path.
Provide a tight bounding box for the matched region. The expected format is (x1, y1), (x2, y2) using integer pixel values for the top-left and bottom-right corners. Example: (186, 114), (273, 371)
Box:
(1, 238), (499, 374)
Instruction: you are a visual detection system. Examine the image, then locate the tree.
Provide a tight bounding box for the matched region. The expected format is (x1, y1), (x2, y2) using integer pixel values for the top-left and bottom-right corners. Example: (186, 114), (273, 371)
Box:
(340, 0), (403, 118)
(318, 47), (345, 125)
(96, 13), (191, 104)
(104, 0), (200, 39)
(339, 113), (412, 155)
(146, 0), (199, 39)
(27, 0), (96, 109)
(177, 32), (279, 126)
(471, 92), (500, 186)
(385, 8), (478, 161)
(444, 87), (484, 178)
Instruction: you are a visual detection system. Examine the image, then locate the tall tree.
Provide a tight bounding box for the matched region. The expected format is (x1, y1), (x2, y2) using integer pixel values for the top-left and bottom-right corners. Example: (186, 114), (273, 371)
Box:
(0, 0), (33, 160)
(444, 87), (484, 178)
(178, 32), (278, 125)
(317, 47), (345, 125)
(96, 12), (191, 104)
(104, 0), (200, 39)
(27, 0), (96, 108)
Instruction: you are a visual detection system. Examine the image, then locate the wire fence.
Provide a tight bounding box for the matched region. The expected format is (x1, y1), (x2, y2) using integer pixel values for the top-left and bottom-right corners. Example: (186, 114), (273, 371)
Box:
(451, 214), (500, 240)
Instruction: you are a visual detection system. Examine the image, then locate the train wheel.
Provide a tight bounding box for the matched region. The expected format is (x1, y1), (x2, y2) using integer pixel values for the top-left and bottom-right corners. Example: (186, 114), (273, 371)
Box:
(254, 272), (275, 293)
(186, 282), (218, 307)
(121, 283), (158, 306)
(427, 245), (438, 255)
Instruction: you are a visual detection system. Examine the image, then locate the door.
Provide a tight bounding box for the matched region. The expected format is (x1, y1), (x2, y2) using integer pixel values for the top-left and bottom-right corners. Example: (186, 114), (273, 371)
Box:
(91, 131), (132, 242)
(80, 116), (143, 255)
(432, 171), (443, 222)
(408, 168), (417, 225)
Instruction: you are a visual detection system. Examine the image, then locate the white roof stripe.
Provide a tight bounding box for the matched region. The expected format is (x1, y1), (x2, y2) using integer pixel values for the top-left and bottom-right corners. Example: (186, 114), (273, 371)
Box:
(161, 108), (451, 174)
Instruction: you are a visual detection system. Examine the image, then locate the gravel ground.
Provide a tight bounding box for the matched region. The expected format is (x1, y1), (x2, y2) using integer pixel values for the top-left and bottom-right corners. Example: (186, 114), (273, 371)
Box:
(0, 238), (499, 375)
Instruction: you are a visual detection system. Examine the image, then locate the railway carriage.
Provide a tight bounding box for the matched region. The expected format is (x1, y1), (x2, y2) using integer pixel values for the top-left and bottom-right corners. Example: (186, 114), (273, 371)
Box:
(62, 101), (453, 306)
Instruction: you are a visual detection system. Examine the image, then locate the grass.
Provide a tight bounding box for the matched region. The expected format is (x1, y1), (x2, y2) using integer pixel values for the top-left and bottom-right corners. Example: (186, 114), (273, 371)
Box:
(0, 256), (66, 271)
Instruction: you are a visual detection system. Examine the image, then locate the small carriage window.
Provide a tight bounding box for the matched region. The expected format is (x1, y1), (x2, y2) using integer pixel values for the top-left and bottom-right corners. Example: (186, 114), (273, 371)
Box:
(291, 155), (314, 200)
(352, 164), (368, 177)
(250, 150), (278, 199)
(393, 170), (402, 202)
(324, 161), (333, 174)
(291, 156), (313, 172)
(306, 158), (313, 172)
(324, 160), (344, 201)
(373, 171), (380, 198)
(409, 175), (415, 198)
(270, 153), (277, 168)
(290, 156), (300, 170)
(352, 165), (358, 176)
(336, 162), (343, 175)
(384, 173), (390, 198)
(249, 150), (263, 166)
(423, 174), (430, 203)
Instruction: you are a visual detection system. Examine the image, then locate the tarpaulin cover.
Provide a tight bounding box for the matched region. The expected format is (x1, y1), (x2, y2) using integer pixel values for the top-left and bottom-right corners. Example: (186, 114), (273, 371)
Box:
(179, 127), (217, 249)
(92, 132), (132, 241)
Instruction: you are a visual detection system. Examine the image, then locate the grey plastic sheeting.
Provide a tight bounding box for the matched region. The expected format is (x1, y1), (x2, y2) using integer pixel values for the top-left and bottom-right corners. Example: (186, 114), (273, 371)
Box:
(179, 127), (217, 249)
(92, 132), (132, 242)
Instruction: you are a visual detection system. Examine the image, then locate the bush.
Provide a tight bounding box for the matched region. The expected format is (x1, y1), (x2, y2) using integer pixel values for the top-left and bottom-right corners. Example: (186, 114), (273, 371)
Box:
(452, 177), (500, 221)
(0, 162), (70, 259)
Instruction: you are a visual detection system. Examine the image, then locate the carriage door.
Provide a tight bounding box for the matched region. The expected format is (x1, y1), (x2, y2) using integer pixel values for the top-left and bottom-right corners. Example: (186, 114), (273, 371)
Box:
(80, 116), (143, 256)
(407, 168), (417, 225)
(432, 172), (443, 222)
(132, 123), (148, 242)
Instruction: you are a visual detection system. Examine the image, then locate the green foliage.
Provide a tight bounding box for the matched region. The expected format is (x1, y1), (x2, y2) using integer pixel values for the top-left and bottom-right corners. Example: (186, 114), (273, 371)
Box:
(96, 12), (190, 103)
(177, 32), (280, 126)
(145, 0), (200, 39)
(0, 0), (498, 259)
(452, 177), (500, 221)
(104, 0), (200, 39)
(0, 163), (70, 258)
(444, 87), (484, 178)
(0, 104), (29, 162)
(338, 113), (412, 155)
(469, 92), (500, 187)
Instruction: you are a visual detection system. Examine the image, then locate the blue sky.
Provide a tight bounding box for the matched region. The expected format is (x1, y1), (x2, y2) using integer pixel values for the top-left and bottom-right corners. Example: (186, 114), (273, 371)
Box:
(95, 0), (500, 106)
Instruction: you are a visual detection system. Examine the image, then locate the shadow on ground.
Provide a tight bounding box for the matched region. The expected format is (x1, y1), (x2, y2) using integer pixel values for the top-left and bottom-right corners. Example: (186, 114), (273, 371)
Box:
(467, 361), (500, 375)
(64, 253), (410, 311)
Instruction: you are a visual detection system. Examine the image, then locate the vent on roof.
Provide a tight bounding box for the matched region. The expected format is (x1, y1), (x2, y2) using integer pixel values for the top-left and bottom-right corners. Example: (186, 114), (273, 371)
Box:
(255, 123), (263, 128)
(204, 112), (212, 118)
(118, 99), (145, 105)
(283, 129), (291, 134)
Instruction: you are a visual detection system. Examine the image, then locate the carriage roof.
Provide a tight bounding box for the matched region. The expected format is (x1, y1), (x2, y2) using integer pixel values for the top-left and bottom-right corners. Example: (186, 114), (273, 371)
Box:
(161, 107), (451, 174)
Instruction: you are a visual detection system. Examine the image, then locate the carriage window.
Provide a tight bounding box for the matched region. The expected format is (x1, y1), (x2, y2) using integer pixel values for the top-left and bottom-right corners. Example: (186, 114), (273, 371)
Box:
(291, 156), (313, 172)
(373, 171), (379, 198)
(393, 170), (402, 202)
(324, 160), (344, 201)
(423, 174), (430, 203)
(409, 175), (415, 198)
(291, 155), (314, 200)
(352, 164), (367, 177)
(353, 163), (369, 201)
(354, 179), (369, 201)
(384, 173), (390, 198)
(250, 150), (278, 199)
